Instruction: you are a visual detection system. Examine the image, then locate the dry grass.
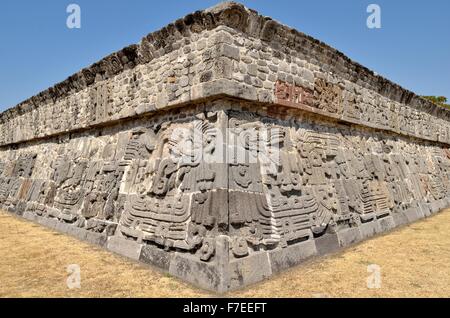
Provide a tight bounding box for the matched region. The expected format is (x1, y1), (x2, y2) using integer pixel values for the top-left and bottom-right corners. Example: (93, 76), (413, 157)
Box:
(1, 209), (450, 298)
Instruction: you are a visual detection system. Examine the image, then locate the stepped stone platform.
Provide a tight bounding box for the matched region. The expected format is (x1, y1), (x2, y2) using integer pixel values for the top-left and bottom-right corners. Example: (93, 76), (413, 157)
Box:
(1, 2), (450, 292)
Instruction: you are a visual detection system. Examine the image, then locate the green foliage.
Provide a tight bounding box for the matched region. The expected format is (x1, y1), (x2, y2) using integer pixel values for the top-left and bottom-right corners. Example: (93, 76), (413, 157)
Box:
(422, 96), (450, 109)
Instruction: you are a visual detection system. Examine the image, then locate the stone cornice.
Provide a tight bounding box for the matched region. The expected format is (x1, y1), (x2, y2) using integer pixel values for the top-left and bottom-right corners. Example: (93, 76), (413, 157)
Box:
(0, 2), (447, 129)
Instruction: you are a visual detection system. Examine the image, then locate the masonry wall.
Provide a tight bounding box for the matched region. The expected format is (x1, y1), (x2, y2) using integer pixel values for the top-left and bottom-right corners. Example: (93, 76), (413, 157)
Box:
(2, 3), (450, 147)
(1, 2), (449, 292)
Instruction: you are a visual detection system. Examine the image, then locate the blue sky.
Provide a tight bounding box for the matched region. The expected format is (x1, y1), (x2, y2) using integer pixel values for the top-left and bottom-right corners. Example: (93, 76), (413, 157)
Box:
(0, 0), (449, 112)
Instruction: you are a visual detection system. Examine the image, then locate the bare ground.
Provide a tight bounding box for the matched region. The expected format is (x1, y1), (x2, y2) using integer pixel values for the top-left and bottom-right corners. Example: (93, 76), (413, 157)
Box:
(1, 209), (450, 298)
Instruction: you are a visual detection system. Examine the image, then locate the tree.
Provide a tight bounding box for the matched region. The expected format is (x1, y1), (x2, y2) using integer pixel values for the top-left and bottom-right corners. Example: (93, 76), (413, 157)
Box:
(422, 96), (450, 109)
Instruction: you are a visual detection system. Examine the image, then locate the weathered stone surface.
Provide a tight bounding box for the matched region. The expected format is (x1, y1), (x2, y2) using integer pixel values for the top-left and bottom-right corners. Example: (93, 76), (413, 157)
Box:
(107, 237), (143, 260)
(337, 228), (362, 248)
(1, 2), (450, 292)
(315, 234), (341, 256)
(139, 244), (173, 271)
(169, 253), (224, 292)
(269, 240), (318, 274)
(378, 216), (397, 233)
(229, 252), (272, 291)
(359, 221), (382, 239)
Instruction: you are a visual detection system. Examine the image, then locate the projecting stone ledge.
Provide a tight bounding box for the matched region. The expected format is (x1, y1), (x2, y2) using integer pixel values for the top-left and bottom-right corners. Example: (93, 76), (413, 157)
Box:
(1, 2), (450, 292)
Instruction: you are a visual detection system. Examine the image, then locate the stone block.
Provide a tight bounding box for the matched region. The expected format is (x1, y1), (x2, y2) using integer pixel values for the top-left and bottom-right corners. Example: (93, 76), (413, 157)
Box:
(315, 233), (340, 256)
(438, 199), (447, 211)
(337, 227), (362, 247)
(219, 44), (240, 60)
(54, 221), (70, 234)
(404, 208), (423, 223)
(269, 240), (317, 274)
(359, 220), (382, 239)
(139, 244), (173, 271)
(430, 201), (441, 214)
(42, 218), (58, 230)
(378, 216), (396, 232)
(418, 202), (431, 217)
(392, 212), (409, 227)
(229, 252), (272, 291)
(107, 236), (143, 260)
(22, 211), (37, 222)
(85, 231), (108, 247)
(169, 253), (223, 292)
(66, 225), (88, 241)
(445, 197), (450, 207)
